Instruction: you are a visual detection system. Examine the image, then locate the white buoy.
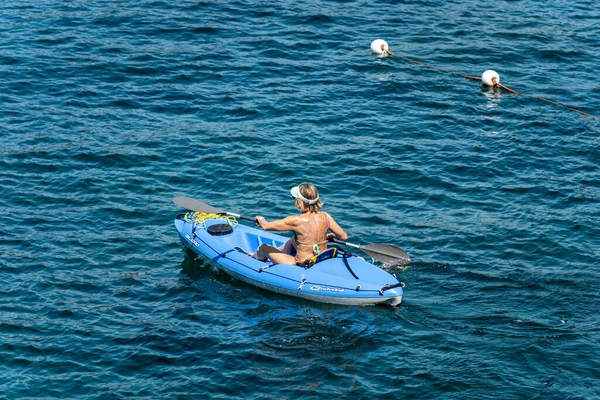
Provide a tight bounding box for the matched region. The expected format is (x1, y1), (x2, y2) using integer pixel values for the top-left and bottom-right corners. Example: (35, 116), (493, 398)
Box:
(481, 70), (500, 86)
(371, 39), (391, 56)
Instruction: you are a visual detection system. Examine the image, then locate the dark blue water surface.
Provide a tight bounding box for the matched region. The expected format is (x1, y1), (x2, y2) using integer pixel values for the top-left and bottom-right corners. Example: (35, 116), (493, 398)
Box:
(1, 0), (599, 398)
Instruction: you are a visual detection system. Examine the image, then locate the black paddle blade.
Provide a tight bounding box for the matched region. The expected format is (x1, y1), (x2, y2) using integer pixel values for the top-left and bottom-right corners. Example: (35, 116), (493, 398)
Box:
(361, 244), (411, 265)
(173, 197), (227, 214)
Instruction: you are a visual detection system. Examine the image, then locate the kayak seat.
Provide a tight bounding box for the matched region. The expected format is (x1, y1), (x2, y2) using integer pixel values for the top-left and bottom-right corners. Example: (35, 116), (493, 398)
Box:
(297, 247), (338, 268)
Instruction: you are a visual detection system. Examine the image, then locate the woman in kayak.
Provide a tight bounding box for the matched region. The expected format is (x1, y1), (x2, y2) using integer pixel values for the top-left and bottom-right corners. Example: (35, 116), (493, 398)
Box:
(253, 183), (348, 265)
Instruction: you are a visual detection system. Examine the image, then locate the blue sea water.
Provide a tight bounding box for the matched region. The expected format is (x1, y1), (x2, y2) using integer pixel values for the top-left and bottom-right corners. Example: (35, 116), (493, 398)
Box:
(1, 0), (599, 398)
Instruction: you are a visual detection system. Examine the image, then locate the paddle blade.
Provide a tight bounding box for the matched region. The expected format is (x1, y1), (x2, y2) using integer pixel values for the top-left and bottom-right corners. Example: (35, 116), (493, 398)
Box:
(173, 197), (227, 214)
(361, 244), (411, 265)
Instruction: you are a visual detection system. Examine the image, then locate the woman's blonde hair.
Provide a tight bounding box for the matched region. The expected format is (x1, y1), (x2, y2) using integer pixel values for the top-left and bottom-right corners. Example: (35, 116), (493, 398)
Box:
(295, 183), (324, 213)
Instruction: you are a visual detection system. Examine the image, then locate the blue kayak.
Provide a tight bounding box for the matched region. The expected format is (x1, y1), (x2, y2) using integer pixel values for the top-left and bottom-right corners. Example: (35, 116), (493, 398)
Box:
(174, 211), (404, 306)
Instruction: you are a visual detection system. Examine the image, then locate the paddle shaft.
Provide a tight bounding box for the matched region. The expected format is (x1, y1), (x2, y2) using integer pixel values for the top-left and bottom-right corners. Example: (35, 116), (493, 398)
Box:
(331, 238), (360, 249)
(225, 212), (256, 223)
(332, 238), (411, 265)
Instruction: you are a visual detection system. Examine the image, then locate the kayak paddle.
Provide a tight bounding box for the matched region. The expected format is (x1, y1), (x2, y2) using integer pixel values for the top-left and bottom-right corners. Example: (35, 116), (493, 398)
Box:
(331, 238), (411, 266)
(173, 196), (256, 222)
(173, 196), (411, 265)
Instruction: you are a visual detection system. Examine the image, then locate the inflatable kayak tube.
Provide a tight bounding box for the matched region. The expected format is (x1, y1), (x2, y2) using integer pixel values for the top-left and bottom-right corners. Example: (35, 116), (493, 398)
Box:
(174, 213), (403, 306)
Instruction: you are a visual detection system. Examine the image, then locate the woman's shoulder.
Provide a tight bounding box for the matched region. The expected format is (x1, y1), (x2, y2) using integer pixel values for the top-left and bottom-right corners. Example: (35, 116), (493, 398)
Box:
(309, 210), (330, 218)
(292, 212), (324, 224)
(285, 213), (307, 225)
(319, 211), (332, 219)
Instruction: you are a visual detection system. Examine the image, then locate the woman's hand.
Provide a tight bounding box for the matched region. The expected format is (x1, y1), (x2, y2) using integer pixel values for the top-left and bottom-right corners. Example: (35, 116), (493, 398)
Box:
(255, 216), (266, 227)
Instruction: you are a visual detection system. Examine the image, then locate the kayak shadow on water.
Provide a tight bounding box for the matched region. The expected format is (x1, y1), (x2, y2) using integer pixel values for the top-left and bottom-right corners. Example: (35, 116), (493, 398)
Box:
(177, 250), (305, 303)
(178, 248), (231, 281)
(176, 250), (264, 304)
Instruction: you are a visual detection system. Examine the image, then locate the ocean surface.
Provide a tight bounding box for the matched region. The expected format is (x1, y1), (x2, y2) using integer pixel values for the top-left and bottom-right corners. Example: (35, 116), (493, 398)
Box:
(1, 0), (599, 398)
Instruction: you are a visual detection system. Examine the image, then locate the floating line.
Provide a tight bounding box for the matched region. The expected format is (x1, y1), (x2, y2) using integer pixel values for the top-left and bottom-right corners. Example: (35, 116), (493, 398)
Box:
(393, 54), (598, 119)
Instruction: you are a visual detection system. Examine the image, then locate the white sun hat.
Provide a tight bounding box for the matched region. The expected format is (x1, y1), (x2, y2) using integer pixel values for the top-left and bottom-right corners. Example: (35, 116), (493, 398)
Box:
(290, 185), (319, 205)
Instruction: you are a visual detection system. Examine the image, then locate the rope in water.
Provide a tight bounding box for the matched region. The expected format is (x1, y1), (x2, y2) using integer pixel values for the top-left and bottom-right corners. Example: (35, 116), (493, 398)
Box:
(392, 53), (598, 119)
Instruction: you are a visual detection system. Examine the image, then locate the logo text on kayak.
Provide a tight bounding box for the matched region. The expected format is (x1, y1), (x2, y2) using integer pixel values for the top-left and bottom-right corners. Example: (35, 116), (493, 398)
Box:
(185, 234), (201, 247)
(310, 285), (344, 293)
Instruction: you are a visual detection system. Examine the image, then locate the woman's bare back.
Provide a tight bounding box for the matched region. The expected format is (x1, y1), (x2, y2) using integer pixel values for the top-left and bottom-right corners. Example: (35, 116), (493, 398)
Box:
(292, 212), (330, 262)
(255, 207), (347, 265)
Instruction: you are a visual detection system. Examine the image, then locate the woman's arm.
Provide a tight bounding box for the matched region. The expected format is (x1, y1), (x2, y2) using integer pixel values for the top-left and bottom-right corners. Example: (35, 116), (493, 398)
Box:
(255, 215), (298, 232)
(327, 213), (348, 240)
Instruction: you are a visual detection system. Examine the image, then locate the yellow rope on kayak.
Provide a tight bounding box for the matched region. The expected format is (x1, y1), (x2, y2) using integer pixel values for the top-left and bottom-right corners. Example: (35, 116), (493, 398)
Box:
(184, 212), (238, 229)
